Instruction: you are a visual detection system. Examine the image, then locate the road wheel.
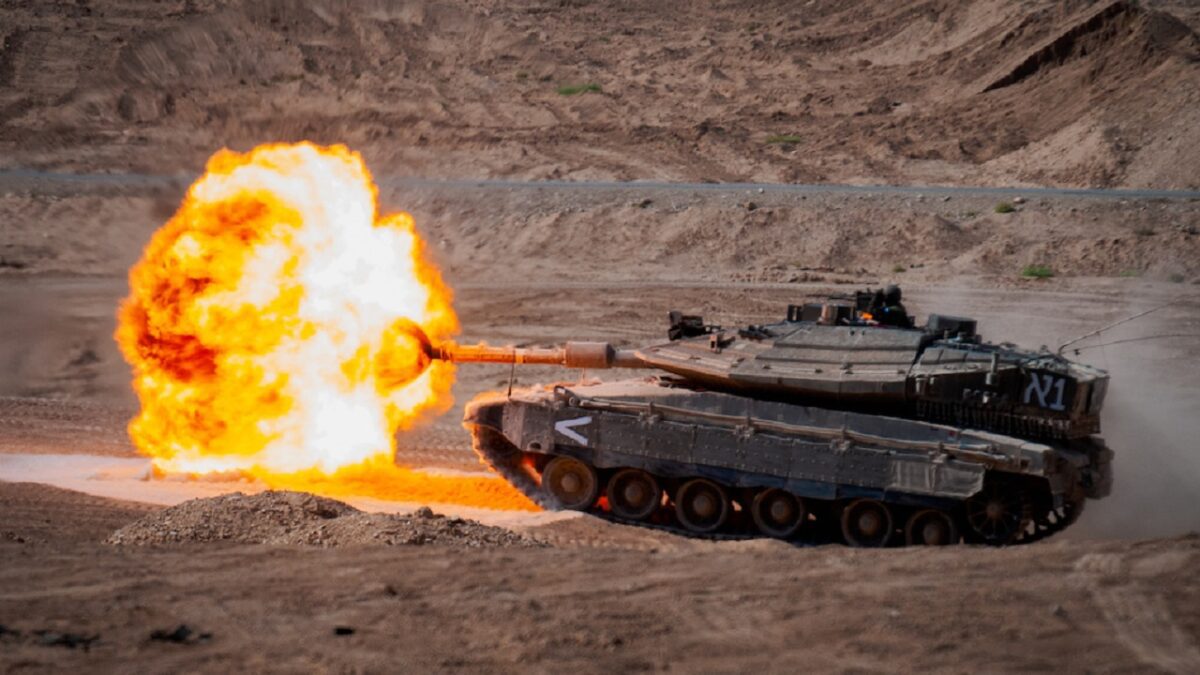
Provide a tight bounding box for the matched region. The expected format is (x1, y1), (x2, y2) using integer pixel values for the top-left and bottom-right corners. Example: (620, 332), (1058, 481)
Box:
(904, 509), (959, 546)
(751, 488), (806, 538)
(840, 499), (894, 547)
(542, 456), (599, 510)
(674, 479), (730, 534)
(606, 469), (662, 521)
(965, 482), (1030, 546)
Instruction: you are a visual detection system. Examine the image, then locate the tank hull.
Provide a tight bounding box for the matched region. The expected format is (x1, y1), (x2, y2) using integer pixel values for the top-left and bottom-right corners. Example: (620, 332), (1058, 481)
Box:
(466, 379), (1112, 545)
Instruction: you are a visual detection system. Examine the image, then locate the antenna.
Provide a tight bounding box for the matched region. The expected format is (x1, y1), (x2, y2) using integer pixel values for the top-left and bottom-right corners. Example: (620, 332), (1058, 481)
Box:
(1068, 333), (1198, 353)
(1057, 302), (1168, 355)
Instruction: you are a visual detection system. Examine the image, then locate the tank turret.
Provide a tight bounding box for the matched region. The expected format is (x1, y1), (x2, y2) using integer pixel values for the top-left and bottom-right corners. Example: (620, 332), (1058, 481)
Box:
(430, 294), (1109, 443)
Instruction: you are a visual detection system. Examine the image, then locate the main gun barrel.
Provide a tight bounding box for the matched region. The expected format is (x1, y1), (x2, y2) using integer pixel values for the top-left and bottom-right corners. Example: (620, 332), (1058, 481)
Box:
(430, 341), (648, 369)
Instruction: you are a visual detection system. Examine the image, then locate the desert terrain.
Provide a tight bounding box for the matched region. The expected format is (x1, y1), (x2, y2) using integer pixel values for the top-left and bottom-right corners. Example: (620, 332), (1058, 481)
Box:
(3, 0), (1200, 673)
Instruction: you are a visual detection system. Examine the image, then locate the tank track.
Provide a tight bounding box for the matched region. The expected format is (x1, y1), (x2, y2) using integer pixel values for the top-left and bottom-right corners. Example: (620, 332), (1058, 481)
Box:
(469, 424), (555, 509)
(1019, 497), (1085, 544)
(469, 424), (1081, 546)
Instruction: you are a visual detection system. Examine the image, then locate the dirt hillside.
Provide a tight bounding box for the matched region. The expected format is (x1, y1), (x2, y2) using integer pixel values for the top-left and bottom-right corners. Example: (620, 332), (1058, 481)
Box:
(2, 0), (1198, 188)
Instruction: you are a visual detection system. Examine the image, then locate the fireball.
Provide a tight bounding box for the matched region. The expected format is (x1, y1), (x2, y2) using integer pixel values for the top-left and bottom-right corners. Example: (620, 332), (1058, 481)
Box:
(117, 143), (534, 511)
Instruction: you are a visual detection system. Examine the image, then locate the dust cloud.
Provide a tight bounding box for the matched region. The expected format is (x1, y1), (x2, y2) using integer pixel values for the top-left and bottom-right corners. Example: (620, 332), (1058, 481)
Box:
(912, 285), (1200, 539)
(1070, 309), (1200, 538)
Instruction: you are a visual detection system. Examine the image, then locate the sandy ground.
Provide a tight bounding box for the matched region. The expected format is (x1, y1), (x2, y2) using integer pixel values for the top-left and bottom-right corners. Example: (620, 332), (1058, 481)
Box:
(2, 482), (1200, 673)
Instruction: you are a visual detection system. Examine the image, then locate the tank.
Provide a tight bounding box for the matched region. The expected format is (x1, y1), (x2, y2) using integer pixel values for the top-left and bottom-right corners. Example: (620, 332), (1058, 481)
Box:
(428, 291), (1113, 546)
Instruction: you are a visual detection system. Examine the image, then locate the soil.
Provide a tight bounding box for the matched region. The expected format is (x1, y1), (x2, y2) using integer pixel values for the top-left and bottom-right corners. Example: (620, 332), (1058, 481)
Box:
(2, 481), (1200, 673)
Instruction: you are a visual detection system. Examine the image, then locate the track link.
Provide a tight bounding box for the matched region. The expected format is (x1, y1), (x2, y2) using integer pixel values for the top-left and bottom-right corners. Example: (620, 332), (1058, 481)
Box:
(1019, 498), (1085, 544)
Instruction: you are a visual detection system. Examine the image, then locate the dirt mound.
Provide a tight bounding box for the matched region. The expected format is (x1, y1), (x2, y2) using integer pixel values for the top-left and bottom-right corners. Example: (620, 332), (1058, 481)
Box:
(106, 491), (537, 548)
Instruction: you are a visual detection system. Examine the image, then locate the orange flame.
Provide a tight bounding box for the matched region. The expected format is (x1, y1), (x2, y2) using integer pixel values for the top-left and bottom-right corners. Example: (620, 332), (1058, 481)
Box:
(117, 142), (535, 511)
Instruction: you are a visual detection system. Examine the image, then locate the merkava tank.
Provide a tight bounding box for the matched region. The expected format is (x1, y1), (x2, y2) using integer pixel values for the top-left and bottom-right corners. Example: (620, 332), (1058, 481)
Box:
(427, 291), (1113, 546)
